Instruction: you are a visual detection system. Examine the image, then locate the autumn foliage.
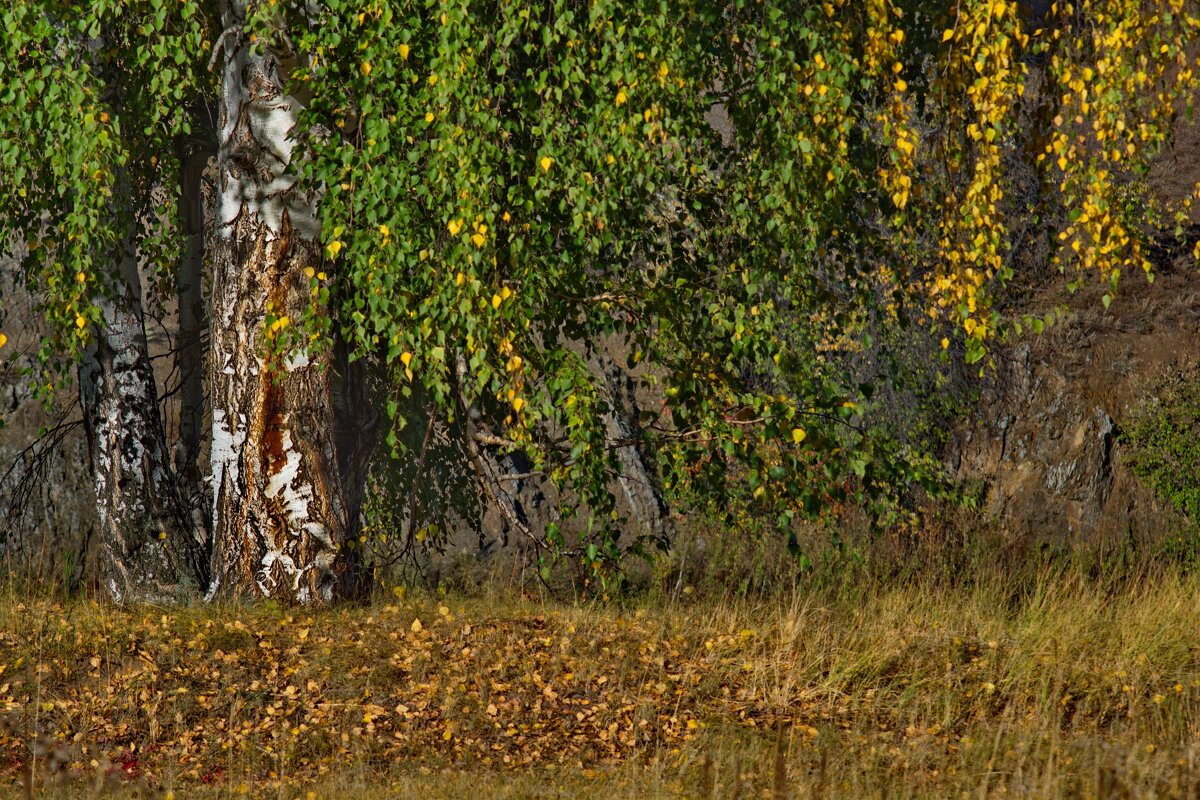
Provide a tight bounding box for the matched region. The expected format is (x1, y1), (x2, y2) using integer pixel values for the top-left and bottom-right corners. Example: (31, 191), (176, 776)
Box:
(7, 569), (1200, 797)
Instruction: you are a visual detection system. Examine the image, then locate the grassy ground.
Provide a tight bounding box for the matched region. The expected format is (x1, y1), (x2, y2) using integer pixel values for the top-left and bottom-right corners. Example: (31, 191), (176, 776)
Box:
(3, 565), (1200, 799)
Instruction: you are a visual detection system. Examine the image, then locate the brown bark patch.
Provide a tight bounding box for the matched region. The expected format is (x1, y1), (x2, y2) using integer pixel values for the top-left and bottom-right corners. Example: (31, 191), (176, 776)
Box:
(259, 379), (288, 479)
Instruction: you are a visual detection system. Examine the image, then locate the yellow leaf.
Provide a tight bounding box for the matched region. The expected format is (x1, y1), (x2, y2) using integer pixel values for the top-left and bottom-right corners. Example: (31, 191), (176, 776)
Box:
(791, 427), (806, 444)
(379, 224), (390, 237)
(75, 316), (87, 329)
(399, 43), (410, 60)
(507, 355), (523, 372)
(411, 618), (423, 633)
(615, 90), (627, 106)
(658, 62), (669, 78)
(400, 352), (412, 368)
(425, 112), (435, 123)
(471, 232), (486, 247)
(500, 286), (512, 300)
(941, 337), (950, 349)
(447, 219), (462, 235)
(942, 28), (954, 42)
(327, 240), (343, 257)
(76, 271), (86, 282)
(0, 334), (7, 349)
(492, 294), (503, 309)
(359, 61), (372, 77)
(540, 156), (553, 172)
(442, 728), (453, 741)
(304, 267), (316, 279)
(512, 397), (525, 413)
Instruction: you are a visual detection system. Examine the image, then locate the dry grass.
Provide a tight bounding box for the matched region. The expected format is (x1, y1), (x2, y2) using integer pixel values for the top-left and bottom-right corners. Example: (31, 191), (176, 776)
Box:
(3, 566), (1200, 798)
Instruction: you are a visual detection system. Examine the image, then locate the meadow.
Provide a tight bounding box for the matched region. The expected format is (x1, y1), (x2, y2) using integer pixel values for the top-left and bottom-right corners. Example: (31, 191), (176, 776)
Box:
(4, 558), (1200, 799)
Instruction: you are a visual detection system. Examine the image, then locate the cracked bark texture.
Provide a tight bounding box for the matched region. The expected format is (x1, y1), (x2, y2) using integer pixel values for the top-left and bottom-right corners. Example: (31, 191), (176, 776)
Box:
(80, 232), (209, 604)
(207, 7), (374, 603)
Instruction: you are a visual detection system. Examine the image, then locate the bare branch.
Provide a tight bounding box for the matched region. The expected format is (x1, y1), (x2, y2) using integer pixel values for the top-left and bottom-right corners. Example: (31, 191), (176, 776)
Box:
(207, 26), (242, 72)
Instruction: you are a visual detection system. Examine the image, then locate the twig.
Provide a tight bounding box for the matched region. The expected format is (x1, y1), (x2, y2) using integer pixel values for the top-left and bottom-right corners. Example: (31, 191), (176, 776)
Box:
(455, 354), (550, 555)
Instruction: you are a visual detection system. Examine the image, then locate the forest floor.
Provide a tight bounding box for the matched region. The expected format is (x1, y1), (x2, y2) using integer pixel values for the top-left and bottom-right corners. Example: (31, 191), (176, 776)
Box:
(3, 565), (1200, 799)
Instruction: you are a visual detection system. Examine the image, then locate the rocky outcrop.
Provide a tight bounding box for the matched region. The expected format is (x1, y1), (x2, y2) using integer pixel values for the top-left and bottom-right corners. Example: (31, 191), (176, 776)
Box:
(947, 271), (1200, 550)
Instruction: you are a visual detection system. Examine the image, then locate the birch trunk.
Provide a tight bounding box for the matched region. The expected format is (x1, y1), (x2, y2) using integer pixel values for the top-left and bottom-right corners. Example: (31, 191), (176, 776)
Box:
(80, 234), (209, 604)
(207, 10), (375, 603)
(175, 147), (210, 492)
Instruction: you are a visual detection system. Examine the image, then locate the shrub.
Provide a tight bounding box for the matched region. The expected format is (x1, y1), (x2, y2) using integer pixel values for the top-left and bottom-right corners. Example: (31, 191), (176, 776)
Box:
(1122, 367), (1200, 526)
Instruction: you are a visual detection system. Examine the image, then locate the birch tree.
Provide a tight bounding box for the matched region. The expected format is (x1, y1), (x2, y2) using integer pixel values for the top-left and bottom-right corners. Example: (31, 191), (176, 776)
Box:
(206, 0), (377, 601)
(0, 2), (215, 601)
(2, 0), (1198, 603)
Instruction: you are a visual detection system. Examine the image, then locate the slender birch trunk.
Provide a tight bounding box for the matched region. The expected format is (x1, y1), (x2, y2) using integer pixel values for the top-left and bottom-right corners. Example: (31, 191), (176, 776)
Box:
(207, 7), (375, 602)
(80, 233), (209, 604)
(175, 147), (211, 494)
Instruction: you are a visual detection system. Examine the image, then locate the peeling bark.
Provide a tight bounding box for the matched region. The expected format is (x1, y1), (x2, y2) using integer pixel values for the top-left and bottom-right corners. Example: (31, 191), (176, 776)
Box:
(80, 233), (209, 604)
(207, 10), (375, 603)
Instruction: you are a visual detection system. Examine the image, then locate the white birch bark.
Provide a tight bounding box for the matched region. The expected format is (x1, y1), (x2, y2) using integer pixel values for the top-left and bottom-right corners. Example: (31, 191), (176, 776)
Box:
(207, 4), (374, 603)
(80, 231), (209, 604)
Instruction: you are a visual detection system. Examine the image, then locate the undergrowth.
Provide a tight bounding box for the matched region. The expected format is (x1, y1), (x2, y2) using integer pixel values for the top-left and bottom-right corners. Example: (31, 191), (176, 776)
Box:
(3, 560), (1200, 798)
